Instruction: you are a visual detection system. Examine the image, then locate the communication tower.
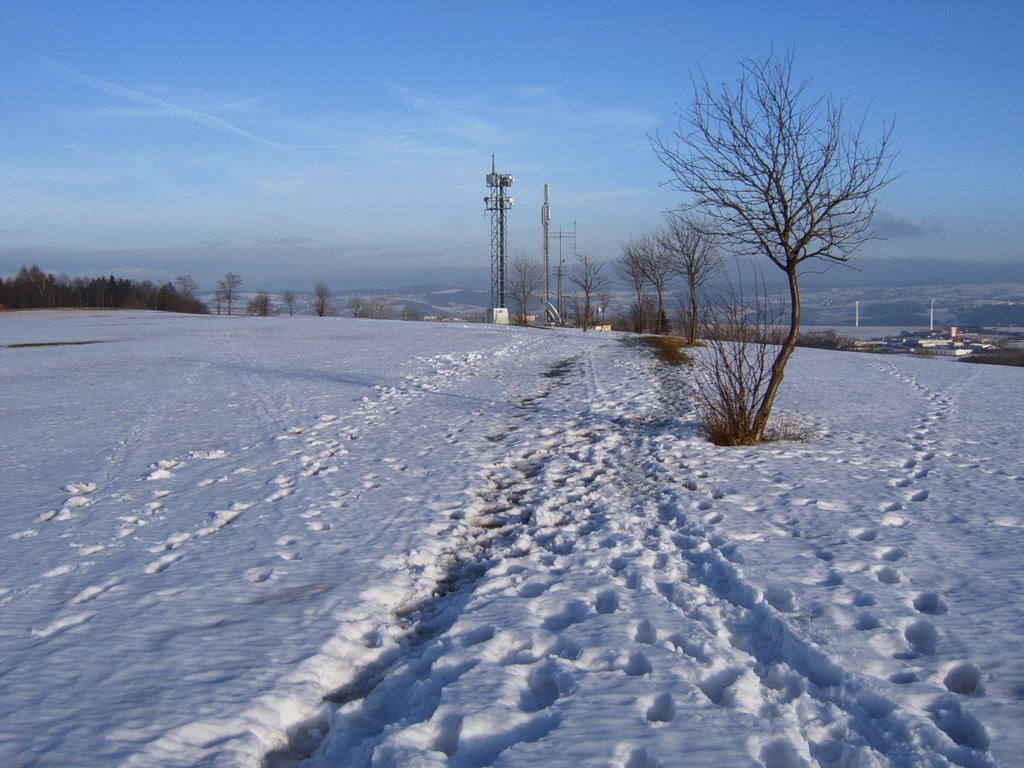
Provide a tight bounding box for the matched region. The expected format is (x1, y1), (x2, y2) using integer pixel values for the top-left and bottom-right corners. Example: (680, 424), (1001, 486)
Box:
(484, 155), (514, 323)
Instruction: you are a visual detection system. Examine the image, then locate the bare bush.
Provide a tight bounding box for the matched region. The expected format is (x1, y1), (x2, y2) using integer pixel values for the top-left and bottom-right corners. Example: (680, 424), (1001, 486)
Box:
(314, 282), (334, 317)
(247, 291), (274, 317)
(367, 296), (393, 320)
(692, 275), (783, 446)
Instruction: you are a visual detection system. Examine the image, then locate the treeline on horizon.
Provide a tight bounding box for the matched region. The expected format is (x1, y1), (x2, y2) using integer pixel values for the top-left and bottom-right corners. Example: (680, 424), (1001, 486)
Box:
(0, 265), (209, 314)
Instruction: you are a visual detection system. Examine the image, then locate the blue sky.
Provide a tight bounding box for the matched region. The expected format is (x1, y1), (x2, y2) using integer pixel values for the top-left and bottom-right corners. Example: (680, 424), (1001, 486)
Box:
(1, 0), (1021, 291)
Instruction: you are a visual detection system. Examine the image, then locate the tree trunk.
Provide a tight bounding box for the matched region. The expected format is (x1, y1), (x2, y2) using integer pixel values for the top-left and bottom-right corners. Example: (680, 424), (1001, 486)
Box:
(752, 264), (801, 441)
(656, 287), (665, 334)
(688, 281), (699, 344)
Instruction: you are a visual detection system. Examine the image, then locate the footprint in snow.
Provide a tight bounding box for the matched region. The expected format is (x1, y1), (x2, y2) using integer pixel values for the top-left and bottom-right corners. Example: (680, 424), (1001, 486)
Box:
(928, 695), (990, 750)
(594, 588), (619, 614)
(623, 747), (664, 768)
(64, 481), (98, 495)
(879, 546), (906, 562)
(635, 619), (658, 645)
(645, 692), (676, 723)
(699, 666), (745, 706)
(70, 577), (122, 604)
(853, 528), (878, 542)
(875, 565), (902, 584)
(540, 599), (591, 632)
(912, 591), (947, 615)
(624, 650), (653, 677)
(903, 618), (939, 656)
(246, 567), (274, 583)
(144, 460), (181, 481)
(31, 611), (96, 639)
(518, 659), (573, 712)
(855, 613), (882, 630)
(145, 551), (185, 575)
(943, 661), (982, 694)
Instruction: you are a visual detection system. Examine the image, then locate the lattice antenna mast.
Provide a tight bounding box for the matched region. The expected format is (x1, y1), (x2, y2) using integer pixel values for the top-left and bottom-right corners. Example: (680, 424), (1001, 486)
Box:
(484, 155), (514, 312)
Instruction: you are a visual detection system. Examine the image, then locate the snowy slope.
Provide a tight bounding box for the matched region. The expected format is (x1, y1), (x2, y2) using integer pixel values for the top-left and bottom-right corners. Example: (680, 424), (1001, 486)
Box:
(0, 311), (1020, 768)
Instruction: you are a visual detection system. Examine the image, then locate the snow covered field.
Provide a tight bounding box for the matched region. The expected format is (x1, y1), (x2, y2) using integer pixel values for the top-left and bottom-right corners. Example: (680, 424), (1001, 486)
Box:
(1, 310), (1020, 768)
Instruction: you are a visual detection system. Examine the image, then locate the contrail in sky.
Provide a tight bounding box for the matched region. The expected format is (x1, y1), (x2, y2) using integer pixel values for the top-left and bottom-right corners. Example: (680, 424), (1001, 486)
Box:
(36, 53), (295, 151)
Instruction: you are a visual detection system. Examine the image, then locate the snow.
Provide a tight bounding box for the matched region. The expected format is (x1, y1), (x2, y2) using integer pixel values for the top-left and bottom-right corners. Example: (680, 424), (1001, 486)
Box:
(1, 310), (1021, 768)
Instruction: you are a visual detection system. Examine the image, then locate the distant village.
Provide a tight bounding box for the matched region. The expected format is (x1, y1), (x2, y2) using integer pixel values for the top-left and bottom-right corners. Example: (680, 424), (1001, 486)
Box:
(852, 326), (1018, 359)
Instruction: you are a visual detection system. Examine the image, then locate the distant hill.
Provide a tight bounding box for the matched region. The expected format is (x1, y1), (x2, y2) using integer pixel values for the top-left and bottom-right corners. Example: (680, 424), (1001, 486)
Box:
(798, 257), (1024, 289)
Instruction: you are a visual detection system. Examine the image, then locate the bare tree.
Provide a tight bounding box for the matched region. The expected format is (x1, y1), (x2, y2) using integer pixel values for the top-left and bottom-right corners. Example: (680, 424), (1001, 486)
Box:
(281, 289), (296, 316)
(347, 296), (366, 318)
(636, 232), (675, 335)
(247, 291), (273, 317)
(314, 282), (333, 317)
(218, 272), (242, 315)
(651, 49), (897, 442)
(508, 253), (543, 325)
(401, 304), (424, 321)
(569, 253), (609, 332)
(616, 238), (650, 333)
(367, 296), (393, 320)
(661, 214), (723, 344)
(174, 275), (199, 301)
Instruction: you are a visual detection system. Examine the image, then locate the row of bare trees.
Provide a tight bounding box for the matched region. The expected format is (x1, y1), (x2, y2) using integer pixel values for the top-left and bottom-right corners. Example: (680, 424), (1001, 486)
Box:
(506, 251), (615, 330)
(205, 275), (396, 320)
(617, 214), (723, 341)
(347, 295), (394, 319)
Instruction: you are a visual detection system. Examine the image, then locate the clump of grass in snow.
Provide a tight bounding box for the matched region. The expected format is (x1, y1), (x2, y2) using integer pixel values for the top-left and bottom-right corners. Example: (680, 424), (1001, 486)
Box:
(640, 335), (694, 366)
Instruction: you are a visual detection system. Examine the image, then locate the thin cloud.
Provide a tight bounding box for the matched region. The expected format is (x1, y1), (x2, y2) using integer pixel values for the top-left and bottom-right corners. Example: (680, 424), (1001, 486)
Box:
(255, 237), (317, 247)
(874, 211), (940, 238)
(36, 54), (296, 151)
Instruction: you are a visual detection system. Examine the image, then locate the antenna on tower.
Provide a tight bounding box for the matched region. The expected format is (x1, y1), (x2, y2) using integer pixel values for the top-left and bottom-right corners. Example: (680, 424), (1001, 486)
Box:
(542, 184), (551, 323)
(549, 221), (576, 326)
(484, 155), (514, 324)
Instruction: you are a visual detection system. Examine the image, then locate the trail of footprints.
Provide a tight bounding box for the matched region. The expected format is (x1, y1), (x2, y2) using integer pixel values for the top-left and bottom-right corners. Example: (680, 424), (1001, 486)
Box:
(282, 353), (991, 766)
(18, 347), (502, 642)
(16, 343), (997, 765)
(356, 351), (994, 766)
(619, 361), (990, 762)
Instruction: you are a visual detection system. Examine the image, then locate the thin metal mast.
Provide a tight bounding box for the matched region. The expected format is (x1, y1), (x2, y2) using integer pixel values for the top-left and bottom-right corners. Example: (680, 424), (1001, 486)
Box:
(551, 221), (576, 325)
(542, 184), (550, 322)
